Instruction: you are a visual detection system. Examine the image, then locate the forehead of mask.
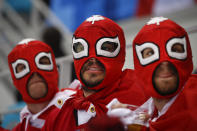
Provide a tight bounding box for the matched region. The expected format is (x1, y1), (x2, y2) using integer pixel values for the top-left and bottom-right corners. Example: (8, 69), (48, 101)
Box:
(135, 20), (187, 45)
(9, 41), (53, 62)
(74, 16), (125, 49)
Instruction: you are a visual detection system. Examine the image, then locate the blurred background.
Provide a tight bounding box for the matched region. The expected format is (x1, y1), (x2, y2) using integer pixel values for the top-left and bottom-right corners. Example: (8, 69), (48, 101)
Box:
(0, 0), (197, 129)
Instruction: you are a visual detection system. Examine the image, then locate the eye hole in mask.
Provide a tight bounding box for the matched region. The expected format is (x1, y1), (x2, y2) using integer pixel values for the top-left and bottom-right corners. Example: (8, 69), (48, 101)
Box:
(135, 42), (159, 66)
(166, 37), (187, 60)
(96, 36), (120, 57)
(12, 59), (30, 79)
(101, 41), (118, 53)
(39, 56), (51, 65)
(142, 47), (154, 58)
(73, 42), (84, 53)
(16, 63), (26, 73)
(72, 37), (88, 59)
(35, 52), (53, 71)
(171, 43), (185, 53)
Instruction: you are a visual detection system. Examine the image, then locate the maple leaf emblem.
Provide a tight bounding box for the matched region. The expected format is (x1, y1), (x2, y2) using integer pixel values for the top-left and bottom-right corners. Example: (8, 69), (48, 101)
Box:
(147, 17), (168, 25)
(18, 38), (36, 45)
(86, 15), (105, 24)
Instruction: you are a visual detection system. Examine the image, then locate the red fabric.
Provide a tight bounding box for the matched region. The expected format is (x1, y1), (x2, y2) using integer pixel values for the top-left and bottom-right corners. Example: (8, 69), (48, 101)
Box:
(43, 69), (149, 131)
(133, 18), (193, 99)
(42, 103), (76, 131)
(149, 75), (197, 130)
(73, 15), (125, 91)
(67, 90), (91, 110)
(85, 115), (125, 131)
(0, 127), (9, 131)
(8, 39), (58, 103)
(12, 106), (59, 131)
(136, 0), (155, 17)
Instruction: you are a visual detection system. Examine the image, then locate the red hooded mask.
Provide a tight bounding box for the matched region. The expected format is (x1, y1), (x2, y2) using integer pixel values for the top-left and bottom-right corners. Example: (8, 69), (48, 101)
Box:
(8, 39), (59, 103)
(72, 15), (125, 90)
(133, 17), (193, 98)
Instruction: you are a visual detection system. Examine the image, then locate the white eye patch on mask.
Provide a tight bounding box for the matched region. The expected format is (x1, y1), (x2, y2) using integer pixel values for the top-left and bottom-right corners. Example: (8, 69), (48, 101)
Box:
(72, 37), (89, 59)
(72, 36), (121, 58)
(12, 59), (30, 79)
(166, 37), (187, 60)
(135, 42), (159, 66)
(35, 52), (53, 71)
(96, 36), (120, 57)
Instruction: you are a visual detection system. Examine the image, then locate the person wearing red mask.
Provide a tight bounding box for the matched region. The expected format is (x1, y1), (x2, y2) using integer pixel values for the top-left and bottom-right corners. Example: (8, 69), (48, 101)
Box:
(132, 17), (197, 130)
(108, 17), (197, 130)
(43, 15), (148, 131)
(6, 39), (79, 131)
(110, 17), (197, 130)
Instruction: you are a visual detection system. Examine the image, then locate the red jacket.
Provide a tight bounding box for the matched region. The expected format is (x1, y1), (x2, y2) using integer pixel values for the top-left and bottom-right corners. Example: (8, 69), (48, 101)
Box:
(13, 88), (77, 131)
(43, 69), (149, 131)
